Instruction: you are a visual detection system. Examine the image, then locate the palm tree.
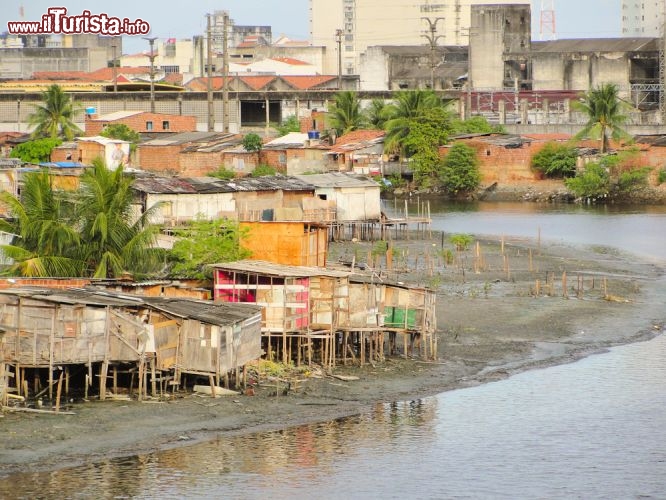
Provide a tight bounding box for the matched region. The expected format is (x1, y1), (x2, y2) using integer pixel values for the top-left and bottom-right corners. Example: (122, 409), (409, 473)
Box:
(328, 91), (366, 136)
(365, 98), (391, 130)
(28, 84), (83, 140)
(383, 90), (445, 154)
(572, 83), (632, 154)
(76, 158), (163, 279)
(0, 170), (83, 277)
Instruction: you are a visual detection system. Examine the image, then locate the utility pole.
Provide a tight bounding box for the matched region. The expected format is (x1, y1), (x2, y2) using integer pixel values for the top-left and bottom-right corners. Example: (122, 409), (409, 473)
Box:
(111, 41), (118, 93)
(335, 28), (343, 89)
(222, 11), (230, 133)
(143, 36), (157, 112)
(421, 17), (444, 90)
(206, 13), (215, 132)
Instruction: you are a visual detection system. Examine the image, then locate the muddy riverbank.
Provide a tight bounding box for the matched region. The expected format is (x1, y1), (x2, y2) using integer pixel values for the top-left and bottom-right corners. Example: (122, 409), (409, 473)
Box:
(1, 233), (664, 478)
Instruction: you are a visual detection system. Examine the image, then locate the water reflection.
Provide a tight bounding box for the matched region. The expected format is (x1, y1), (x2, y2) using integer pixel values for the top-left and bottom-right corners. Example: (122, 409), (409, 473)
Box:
(0, 399), (437, 499)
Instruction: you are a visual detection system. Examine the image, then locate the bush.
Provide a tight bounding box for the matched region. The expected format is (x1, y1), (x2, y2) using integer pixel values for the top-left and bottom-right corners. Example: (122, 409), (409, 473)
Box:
(439, 143), (481, 194)
(210, 166), (236, 180)
(251, 164), (277, 177)
(565, 162), (610, 199)
(531, 142), (577, 178)
(449, 233), (474, 251)
(9, 138), (62, 163)
(275, 115), (301, 136)
(658, 169), (666, 184)
(242, 133), (263, 152)
(616, 167), (650, 193)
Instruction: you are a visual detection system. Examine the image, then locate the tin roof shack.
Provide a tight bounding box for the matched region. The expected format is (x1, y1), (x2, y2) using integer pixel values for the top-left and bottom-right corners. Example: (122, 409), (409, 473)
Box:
(240, 221), (329, 267)
(325, 130), (386, 174)
(77, 136), (130, 169)
(294, 172), (381, 222)
(211, 260), (350, 366)
(0, 288), (262, 403)
(131, 175), (316, 224)
(131, 175), (236, 225)
(260, 132), (329, 175)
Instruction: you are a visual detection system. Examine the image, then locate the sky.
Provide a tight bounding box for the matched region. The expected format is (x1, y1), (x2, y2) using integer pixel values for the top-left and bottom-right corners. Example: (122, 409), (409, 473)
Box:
(1, 0), (622, 55)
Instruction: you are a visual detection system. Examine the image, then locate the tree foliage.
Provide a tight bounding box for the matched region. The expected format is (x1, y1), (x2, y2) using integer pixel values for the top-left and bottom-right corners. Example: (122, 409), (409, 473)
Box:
(275, 115), (301, 136)
(400, 108), (450, 187)
(100, 123), (141, 153)
(328, 91), (366, 136)
(439, 143), (481, 195)
(384, 90), (444, 154)
(9, 138), (62, 164)
(572, 83), (632, 154)
(242, 133), (263, 152)
(168, 219), (250, 279)
(0, 159), (163, 278)
(448, 116), (502, 135)
(28, 84), (83, 140)
(531, 142), (578, 178)
(564, 162), (610, 199)
(365, 98), (391, 130)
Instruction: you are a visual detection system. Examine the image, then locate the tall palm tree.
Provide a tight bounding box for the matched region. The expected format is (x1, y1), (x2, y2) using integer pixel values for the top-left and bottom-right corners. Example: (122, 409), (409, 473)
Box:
(383, 90), (445, 154)
(328, 91), (366, 136)
(572, 83), (632, 154)
(0, 170), (83, 277)
(365, 98), (391, 130)
(28, 84), (83, 140)
(76, 158), (163, 279)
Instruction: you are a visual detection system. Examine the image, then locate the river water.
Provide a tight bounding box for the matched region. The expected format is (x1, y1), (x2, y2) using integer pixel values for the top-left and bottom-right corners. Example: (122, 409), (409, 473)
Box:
(2, 201), (666, 499)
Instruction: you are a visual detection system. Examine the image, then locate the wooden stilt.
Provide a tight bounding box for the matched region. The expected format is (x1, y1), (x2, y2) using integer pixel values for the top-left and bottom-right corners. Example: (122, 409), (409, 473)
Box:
(55, 370), (64, 413)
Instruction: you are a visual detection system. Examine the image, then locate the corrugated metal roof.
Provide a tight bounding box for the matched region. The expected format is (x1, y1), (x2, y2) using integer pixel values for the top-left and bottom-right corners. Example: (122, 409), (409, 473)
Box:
(93, 110), (143, 121)
(531, 38), (659, 54)
(0, 287), (261, 326)
(141, 131), (225, 146)
(263, 132), (309, 149)
(131, 175), (315, 194)
(210, 259), (350, 278)
(294, 172), (380, 189)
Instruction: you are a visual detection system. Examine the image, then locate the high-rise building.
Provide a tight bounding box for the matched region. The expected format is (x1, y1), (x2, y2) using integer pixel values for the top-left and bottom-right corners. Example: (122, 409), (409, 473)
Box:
(310, 0), (530, 75)
(621, 1), (665, 37)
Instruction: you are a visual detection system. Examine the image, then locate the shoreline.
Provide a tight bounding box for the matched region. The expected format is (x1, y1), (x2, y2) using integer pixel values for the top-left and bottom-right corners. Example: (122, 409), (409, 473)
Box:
(1, 234), (665, 479)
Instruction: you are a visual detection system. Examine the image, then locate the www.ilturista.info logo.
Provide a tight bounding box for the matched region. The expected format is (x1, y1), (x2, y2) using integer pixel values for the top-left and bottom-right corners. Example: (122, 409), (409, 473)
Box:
(7, 7), (150, 36)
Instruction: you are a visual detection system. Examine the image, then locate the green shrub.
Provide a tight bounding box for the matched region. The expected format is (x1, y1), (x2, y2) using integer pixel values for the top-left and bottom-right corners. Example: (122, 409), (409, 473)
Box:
(531, 142), (577, 178)
(657, 169), (666, 184)
(565, 162), (610, 198)
(251, 164), (277, 177)
(449, 233), (474, 251)
(439, 143), (481, 194)
(242, 133), (263, 152)
(210, 166), (236, 180)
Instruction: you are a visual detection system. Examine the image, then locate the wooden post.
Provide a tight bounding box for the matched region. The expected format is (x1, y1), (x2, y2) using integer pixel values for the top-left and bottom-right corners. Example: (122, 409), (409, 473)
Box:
(151, 357), (157, 397)
(562, 271), (568, 298)
(55, 370), (64, 413)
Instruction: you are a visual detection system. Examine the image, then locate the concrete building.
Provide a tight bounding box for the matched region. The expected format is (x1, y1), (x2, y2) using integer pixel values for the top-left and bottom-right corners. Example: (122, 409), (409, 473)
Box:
(622, 0), (665, 37)
(309, 0), (529, 75)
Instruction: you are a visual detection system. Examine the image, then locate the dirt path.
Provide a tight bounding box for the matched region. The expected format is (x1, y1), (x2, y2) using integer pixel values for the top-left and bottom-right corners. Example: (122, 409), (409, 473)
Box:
(1, 233), (664, 477)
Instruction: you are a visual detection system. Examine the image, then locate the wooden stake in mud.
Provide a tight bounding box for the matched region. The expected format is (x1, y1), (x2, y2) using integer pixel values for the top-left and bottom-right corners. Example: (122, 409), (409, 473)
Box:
(501, 235), (505, 255)
(55, 370), (64, 413)
(535, 279), (541, 296)
(562, 271), (568, 298)
(528, 248), (533, 273)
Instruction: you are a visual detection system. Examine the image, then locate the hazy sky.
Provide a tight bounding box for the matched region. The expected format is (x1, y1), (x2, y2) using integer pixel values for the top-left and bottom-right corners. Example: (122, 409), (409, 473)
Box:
(1, 0), (622, 54)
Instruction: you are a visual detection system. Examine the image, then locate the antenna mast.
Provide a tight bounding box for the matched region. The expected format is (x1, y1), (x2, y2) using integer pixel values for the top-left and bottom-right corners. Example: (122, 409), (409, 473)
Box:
(539, 0), (557, 41)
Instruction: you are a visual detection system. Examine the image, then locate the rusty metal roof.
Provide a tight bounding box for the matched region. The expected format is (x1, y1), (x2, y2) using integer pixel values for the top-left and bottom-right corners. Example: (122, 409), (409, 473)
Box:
(0, 287), (261, 326)
(131, 175), (315, 195)
(210, 259), (350, 278)
(294, 172), (380, 189)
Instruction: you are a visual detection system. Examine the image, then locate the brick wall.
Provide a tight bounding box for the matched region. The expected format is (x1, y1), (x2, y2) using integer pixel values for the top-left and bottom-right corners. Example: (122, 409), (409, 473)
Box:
(179, 151), (224, 177)
(50, 145), (77, 162)
(221, 151), (259, 175)
(0, 278), (91, 290)
(85, 112), (197, 136)
(137, 144), (183, 174)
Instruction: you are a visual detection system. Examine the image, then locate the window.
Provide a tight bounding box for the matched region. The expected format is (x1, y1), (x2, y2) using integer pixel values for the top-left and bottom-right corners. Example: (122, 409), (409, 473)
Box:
(278, 153), (286, 164)
(345, 34), (353, 41)
(162, 120), (170, 130)
(146, 121), (153, 131)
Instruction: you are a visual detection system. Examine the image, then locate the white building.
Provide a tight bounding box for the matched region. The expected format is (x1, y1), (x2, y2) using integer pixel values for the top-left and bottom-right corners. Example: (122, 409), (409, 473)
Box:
(309, 0), (530, 75)
(621, 1), (665, 37)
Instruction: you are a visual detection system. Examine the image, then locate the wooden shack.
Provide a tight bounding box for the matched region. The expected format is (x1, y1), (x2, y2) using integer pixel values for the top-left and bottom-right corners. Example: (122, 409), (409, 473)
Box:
(211, 260), (350, 366)
(0, 288), (262, 404)
(240, 221), (329, 267)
